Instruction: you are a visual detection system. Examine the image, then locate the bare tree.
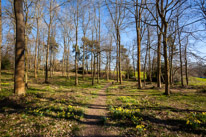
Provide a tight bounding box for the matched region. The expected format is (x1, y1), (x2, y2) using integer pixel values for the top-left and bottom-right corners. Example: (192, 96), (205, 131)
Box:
(97, 1), (102, 83)
(24, 0), (33, 88)
(81, 1), (91, 80)
(177, 15), (184, 87)
(105, 0), (126, 84)
(147, 25), (152, 83)
(73, 0), (79, 86)
(14, 0), (25, 95)
(0, 0), (2, 91)
(44, 0), (55, 83)
(135, 0), (144, 88)
(34, 0), (43, 79)
(156, 0), (186, 95)
(185, 37), (189, 86)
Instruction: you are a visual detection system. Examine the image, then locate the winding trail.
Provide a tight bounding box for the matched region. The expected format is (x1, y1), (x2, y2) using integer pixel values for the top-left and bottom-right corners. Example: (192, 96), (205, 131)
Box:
(76, 83), (119, 137)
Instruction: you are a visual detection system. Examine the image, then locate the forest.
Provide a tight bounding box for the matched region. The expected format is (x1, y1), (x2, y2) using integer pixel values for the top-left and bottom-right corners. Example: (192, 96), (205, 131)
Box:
(0, 0), (206, 136)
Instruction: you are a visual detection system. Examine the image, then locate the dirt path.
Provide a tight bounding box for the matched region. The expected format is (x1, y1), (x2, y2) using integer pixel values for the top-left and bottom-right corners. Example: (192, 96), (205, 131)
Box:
(76, 83), (119, 137)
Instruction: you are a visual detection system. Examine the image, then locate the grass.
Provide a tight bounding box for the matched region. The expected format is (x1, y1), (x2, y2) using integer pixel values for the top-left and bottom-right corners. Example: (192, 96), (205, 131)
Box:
(0, 70), (107, 136)
(176, 76), (206, 87)
(0, 70), (206, 136)
(106, 80), (206, 136)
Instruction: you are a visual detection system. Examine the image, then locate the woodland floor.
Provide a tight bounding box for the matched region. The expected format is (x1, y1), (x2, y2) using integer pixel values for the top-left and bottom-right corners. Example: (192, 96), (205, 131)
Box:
(0, 70), (206, 136)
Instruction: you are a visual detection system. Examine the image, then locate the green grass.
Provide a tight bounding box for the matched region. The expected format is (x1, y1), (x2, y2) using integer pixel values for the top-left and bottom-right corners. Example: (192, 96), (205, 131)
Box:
(0, 70), (108, 136)
(105, 80), (206, 136)
(189, 77), (206, 86)
(1, 70), (206, 136)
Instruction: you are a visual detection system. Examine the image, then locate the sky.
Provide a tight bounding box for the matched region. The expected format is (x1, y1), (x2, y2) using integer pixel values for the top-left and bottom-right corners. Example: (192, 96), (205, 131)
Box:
(2, 0), (206, 69)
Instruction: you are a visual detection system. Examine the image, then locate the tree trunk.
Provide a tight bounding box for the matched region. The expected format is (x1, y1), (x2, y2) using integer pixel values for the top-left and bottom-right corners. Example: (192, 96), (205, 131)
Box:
(136, 24), (142, 88)
(135, 1), (142, 88)
(37, 34), (41, 75)
(132, 43), (136, 80)
(92, 53), (96, 86)
(25, 35), (28, 88)
(82, 33), (85, 80)
(157, 32), (162, 88)
(0, 0), (2, 91)
(62, 35), (66, 76)
(14, 0), (25, 95)
(67, 38), (70, 79)
(144, 42), (148, 87)
(178, 21), (184, 87)
(151, 52), (156, 81)
(91, 51), (93, 84)
(45, 1), (52, 83)
(34, 18), (39, 79)
(50, 51), (52, 78)
(185, 40), (188, 86)
(106, 52), (109, 81)
(98, 3), (101, 82)
(75, 0), (79, 86)
(156, 6), (162, 88)
(86, 45), (88, 74)
(163, 23), (170, 95)
(97, 50), (99, 83)
(148, 26), (152, 83)
(116, 40), (119, 83)
(91, 31), (94, 85)
(118, 28), (122, 84)
(109, 37), (112, 79)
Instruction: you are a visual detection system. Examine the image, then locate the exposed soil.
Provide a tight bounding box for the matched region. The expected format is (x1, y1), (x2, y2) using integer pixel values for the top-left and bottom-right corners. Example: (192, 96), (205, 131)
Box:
(76, 83), (119, 137)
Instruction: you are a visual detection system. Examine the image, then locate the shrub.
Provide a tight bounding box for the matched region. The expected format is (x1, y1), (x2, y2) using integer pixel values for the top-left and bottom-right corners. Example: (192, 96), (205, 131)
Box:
(186, 112), (206, 129)
(2, 55), (11, 70)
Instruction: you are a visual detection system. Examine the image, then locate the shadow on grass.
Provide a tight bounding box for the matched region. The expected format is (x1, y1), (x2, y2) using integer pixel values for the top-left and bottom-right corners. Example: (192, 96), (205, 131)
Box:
(0, 94), (205, 136)
(139, 113), (206, 135)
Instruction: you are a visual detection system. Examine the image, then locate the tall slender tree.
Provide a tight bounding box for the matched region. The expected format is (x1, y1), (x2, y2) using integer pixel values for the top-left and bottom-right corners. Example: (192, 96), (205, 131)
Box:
(14, 0), (25, 95)
(105, 0), (126, 84)
(74, 0), (79, 86)
(0, 0), (2, 91)
(44, 0), (54, 83)
(135, 0), (144, 88)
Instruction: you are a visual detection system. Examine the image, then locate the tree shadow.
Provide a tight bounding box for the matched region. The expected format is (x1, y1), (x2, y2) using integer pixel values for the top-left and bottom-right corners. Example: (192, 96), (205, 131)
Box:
(139, 113), (206, 135)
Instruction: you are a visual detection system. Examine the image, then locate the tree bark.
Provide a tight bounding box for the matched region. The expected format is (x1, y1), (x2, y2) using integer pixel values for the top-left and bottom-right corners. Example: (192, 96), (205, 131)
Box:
(45, 1), (52, 83)
(14, 0), (25, 95)
(135, 0), (142, 89)
(156, 5), (162, 89)
(34, 18), (39, 79)
(185, 40), (188, 86)
(24, 2), (29, 88)
(136, 25), (142, 88)
(170, 41), (174, 86)
(109, 37), (112, 79)
(62, 35), (66, 76)
(144, 41), (148, 87)
(0, 0), (2, 91)
(98, 2), (101, 82)
(106, 52), (109, 81)
(82, 33), (85, 80)
(163, 23), (170, 95)
(116, 39), (119, 83)
(92, 53), (96, 86)
(67, 37), (70, 79)
(25, 35), (28, 88)
(177, 17), (184, 87)
(118, 28), (122, 84)
(147, 25), (152, 83)
(75, 0), (79, 86)
(132, 43), (136, 80)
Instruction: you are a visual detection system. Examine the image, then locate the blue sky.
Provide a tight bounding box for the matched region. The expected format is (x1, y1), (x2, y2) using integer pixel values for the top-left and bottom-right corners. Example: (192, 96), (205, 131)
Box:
(2, 0), (206, 67)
